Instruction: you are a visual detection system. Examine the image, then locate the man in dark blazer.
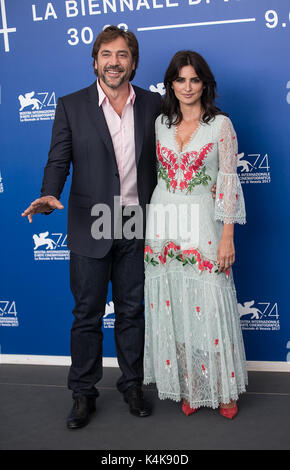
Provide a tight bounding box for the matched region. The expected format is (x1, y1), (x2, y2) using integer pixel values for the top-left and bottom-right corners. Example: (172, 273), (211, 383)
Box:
(22, 26), (161, 429)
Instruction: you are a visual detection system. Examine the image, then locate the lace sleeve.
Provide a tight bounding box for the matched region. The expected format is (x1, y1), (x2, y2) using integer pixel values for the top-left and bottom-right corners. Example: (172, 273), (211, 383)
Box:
(215, 117), (246, 225)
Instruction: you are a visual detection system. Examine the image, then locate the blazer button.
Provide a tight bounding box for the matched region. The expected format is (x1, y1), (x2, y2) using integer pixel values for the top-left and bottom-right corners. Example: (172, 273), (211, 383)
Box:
(115, 173), (119, 178)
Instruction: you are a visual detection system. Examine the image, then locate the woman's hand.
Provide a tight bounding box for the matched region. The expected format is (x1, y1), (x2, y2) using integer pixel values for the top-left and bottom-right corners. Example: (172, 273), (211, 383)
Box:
(217, 232), (235, 273)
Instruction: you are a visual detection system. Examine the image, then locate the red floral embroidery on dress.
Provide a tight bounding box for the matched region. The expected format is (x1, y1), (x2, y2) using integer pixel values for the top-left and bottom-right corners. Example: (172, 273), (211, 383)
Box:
(182, 248), (214, 273)
(167, 242), (180, 250)
(201, 364), (208, 377)
(166, 360), (171, 370)
(144, 242), (221, 275)
(157, 141), (213, 193)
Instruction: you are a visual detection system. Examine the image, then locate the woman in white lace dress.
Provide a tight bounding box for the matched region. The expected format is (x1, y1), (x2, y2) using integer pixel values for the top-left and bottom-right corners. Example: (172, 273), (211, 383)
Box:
(144, 51), (248, 419)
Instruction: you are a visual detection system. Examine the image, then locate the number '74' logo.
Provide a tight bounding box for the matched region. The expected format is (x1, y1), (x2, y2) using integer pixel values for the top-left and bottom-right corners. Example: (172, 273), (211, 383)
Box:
(237, 153), (270, 173)
(0, 301), (17, 316)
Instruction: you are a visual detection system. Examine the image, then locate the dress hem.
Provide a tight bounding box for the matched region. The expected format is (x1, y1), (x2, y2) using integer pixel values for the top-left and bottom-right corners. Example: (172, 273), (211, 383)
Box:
(143, 378), (248, 410)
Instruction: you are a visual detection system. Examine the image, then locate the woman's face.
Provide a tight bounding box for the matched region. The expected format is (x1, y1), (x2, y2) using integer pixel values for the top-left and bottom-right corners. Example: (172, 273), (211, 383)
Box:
(171, 65), (204, 108)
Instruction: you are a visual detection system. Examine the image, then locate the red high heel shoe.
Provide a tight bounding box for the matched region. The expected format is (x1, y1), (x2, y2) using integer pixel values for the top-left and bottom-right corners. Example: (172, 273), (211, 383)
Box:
(219, 403), (238, 419)
(182, 400), (199, 416)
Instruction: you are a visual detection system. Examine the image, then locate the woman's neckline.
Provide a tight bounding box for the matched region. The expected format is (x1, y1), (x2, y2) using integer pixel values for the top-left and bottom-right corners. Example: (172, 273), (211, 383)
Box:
(173, 119), (203, 153)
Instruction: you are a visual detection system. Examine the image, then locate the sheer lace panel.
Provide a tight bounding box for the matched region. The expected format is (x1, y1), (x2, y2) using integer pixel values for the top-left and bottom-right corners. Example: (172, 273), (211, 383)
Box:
(215, 118), (246, 224)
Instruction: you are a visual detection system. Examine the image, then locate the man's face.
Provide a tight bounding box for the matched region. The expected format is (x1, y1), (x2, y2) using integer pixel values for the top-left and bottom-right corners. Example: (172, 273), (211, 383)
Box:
(95, 36), (135, 90)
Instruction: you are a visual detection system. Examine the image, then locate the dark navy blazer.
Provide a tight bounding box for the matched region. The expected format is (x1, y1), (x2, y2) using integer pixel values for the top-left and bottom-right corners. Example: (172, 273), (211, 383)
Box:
(41, 81), (161, 258)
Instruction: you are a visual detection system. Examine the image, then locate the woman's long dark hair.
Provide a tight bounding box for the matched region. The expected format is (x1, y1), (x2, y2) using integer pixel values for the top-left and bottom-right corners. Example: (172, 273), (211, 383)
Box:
(161, 50), (227, 127)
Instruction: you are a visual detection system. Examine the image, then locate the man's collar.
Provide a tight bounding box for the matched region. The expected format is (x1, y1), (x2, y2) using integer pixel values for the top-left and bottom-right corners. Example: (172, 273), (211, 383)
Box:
(97, 79), (136, 107)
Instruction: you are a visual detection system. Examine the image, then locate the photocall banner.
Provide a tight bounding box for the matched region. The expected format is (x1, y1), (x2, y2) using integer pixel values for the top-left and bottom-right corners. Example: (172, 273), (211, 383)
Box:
(1, 0), (289, 363)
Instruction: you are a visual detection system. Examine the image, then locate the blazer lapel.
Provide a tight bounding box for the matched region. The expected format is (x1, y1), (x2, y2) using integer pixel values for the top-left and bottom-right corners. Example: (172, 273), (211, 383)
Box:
(86, 82), (116, 161)
(133, 87), (145, 168)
